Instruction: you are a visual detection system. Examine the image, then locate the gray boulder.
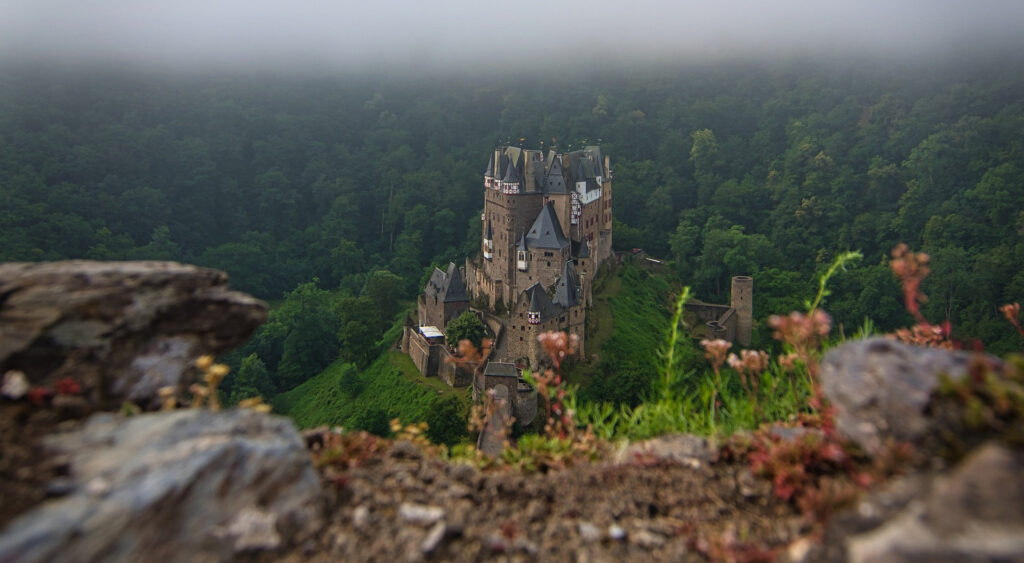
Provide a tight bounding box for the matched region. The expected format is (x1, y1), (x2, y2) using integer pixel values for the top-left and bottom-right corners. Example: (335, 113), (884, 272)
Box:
(844, 442), (1024, 562)
(819, 338), (992, 455)
(0, 409), (323, 562)
(0, 261), (266, 409)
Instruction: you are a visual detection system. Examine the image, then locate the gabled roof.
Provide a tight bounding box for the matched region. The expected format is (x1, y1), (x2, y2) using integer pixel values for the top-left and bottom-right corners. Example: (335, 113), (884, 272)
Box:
(553, 260), (581, 308)
(523, 283), (561, 322)
(523, 202), (569, 250)
(424, 262), (468, 303)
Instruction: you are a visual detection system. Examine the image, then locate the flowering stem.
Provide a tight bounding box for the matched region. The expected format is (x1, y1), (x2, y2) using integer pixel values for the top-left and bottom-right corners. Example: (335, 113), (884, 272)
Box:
(807, 251), (861, 314)
(663, 287), (692, 393)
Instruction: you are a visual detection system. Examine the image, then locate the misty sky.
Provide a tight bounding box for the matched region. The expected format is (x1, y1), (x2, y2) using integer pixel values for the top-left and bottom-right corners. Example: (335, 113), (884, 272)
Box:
(2, 0), (1023, 70)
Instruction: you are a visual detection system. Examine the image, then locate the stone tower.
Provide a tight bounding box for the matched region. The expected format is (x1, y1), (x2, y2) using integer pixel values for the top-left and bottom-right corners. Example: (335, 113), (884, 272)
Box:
(730, 276), (753, 347)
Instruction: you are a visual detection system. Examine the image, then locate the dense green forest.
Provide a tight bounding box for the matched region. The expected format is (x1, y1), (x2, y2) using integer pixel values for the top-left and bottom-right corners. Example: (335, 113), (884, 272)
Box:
(2, 59), (1022, 404)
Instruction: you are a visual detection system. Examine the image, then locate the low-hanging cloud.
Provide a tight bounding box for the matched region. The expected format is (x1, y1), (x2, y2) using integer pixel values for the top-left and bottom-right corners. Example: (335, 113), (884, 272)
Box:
(1, 0), (1022, 70)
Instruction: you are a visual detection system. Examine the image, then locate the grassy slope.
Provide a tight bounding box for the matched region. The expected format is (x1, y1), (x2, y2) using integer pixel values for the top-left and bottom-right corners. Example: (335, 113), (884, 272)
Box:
(575, 261), (681, 405)
(272, 351), (469, 430)
(275, 261), (680, 431)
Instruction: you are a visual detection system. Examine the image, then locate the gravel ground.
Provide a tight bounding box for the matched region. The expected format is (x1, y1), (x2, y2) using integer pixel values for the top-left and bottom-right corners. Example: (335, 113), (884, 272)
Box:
(279, 440), (807, 562)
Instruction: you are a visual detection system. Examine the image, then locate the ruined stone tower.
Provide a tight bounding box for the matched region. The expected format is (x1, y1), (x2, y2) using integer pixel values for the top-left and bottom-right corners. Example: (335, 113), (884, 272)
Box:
(730, 276), (753, 347)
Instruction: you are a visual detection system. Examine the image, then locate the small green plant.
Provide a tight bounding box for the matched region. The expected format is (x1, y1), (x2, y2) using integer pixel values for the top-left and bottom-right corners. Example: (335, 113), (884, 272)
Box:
(805, 251), (862, 313)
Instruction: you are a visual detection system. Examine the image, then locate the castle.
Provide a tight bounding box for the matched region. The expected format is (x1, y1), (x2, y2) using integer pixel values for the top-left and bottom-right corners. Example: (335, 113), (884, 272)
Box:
(403, 144), (754, 426)
(403, 145), (614, 425)
(465, 144), (613, 367)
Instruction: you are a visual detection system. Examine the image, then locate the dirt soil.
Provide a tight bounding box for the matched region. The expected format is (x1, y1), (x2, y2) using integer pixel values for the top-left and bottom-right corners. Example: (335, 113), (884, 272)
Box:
(278, 441), (808, 562)
(1, 404), (809, 561)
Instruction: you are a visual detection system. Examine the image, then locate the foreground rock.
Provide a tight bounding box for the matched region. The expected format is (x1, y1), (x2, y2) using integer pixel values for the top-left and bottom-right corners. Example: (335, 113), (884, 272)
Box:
(0, 409), (324, 562)
(819, 442), (1024, 562)
(816, 338), (1024, 562)
(819, 337), (998, 455)
(0, 261), (266, 409)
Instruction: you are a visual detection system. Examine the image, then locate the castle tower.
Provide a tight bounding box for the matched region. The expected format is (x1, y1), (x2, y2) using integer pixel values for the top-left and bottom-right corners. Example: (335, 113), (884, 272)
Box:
(731, 276), (753, 347)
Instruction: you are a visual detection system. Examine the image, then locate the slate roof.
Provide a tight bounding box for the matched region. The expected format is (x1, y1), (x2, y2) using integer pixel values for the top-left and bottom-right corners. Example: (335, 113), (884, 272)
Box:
(529, 159), (545, 193)
(523, 283), (561, 322)
(497, 153), (510, 178)
(502, 159), (522, 184)
(572, 238), (591, 259)
(522, 202), (569, 250)
(483, 361), (518, 378)
(567, 148), (605, 192)
(424, 262), (468, 303)
(553, 260), (581, 308)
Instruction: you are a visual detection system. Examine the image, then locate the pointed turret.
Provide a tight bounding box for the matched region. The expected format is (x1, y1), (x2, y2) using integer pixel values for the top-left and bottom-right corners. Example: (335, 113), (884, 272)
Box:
(546, 156), (567, 194)
(502, 159), (522, 183)
(527, 289), (543, 324)
(516, 232), (528, 271)
(443, 263), (467, 303)
(553, 260), (581, 308)
(483, 152), (495, 188)
(523, 283), (557, 325)
(524, 202), (570, 250)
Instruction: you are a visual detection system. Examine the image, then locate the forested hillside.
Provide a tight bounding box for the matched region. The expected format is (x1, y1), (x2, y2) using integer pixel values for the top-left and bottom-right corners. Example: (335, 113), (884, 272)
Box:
(2, 58), (1022, 400)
